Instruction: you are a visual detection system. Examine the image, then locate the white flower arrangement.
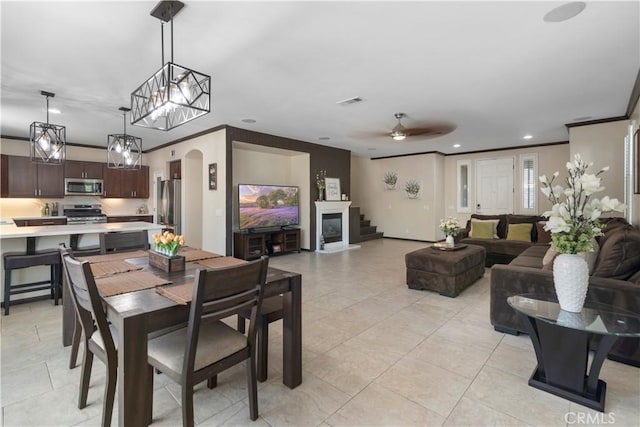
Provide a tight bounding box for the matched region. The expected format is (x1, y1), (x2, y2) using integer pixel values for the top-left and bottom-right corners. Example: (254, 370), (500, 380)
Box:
(439, 216), (460, 236)
(539, 154), (625, 254)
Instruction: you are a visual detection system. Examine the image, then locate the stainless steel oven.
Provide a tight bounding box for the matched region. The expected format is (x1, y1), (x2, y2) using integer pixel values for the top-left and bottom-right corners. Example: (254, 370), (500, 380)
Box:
(64, 178), (104, 196)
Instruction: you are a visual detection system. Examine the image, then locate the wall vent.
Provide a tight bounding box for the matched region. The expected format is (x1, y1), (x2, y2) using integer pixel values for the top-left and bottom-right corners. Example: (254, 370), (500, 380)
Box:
(336, 96), (364, 106)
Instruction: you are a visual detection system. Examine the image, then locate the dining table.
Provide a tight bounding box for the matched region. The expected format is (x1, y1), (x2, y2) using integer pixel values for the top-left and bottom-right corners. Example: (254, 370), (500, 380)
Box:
(61, 248), (302, 427)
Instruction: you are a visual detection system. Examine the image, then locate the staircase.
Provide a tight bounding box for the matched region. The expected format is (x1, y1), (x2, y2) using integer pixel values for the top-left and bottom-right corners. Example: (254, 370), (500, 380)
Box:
(349, 207), (383, 243)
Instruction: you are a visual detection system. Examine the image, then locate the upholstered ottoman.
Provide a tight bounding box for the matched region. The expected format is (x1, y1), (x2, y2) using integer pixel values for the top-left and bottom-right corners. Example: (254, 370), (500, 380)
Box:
(405, 244), (486, 297)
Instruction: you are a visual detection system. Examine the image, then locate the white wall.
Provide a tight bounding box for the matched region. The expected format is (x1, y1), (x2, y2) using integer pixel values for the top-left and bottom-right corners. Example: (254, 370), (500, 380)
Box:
(146, 129), (227, 255)
(569, 120), (628, 203)
(0, 137), (150, 219)
(232, 144), (311, 249)
(350, 153), (443, 241)
(630, 100), (640, 227)
(351, 144), (570, 242)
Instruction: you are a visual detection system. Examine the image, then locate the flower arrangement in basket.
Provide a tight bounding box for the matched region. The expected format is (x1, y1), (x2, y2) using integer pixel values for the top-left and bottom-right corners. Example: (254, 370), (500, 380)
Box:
(383, 171), (398, 189)
(152, 231), (185, 257)
(539, 154), (624, 254)
(404, 179), (420, 198)
(439, 217), (460, 237)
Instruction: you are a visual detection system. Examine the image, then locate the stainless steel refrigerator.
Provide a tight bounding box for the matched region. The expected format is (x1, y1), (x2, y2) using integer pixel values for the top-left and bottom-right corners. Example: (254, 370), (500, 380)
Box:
(158, 179), (181, 235)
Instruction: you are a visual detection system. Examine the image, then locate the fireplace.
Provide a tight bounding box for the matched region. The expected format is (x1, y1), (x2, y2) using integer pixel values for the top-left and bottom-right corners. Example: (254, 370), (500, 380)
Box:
(322, 213), (342, 244)
(314, 201), (359, 253)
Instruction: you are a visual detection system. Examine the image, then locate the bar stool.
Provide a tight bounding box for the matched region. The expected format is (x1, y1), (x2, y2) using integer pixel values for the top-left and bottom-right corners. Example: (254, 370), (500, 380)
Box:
(237, 295), (284, 381)
(2, 250), (61, 315)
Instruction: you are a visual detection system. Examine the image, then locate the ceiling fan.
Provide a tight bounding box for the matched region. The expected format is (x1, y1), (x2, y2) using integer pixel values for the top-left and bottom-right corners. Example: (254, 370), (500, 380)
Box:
(389, 113), (455, 141)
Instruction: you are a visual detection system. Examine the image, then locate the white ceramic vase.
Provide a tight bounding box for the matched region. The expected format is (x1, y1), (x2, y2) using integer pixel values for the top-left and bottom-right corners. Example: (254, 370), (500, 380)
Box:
(445, 235), (455, 245)
(553, 253), (589, 312)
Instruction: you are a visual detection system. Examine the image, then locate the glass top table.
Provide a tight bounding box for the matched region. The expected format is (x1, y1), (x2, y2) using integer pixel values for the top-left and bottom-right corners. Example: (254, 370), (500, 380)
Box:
(508, 293), (640, 336)
(507, 293), (640, 412)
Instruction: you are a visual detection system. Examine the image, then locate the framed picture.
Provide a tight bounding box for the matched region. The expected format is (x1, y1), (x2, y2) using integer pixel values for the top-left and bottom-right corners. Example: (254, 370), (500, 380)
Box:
(209, 163), (217, 190)
(636, 130), (640, 194)
(325, 177), (341, 201)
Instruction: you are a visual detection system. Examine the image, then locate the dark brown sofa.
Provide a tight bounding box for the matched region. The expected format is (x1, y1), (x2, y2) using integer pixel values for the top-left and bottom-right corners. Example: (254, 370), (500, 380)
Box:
(458, 214), (544, 266)
(490, 219), (640, 366)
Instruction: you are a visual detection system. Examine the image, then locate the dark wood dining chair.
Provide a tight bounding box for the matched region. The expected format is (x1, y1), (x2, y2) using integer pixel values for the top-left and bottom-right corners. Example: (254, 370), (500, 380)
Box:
(147, 256), (269, 426)
(99, 230), (149, 254)
(60, 248), (117, 427)
(237, 295), (283, 382)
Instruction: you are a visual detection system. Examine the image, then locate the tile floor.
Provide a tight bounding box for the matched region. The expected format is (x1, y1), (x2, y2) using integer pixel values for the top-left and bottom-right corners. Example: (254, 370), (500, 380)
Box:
(1, 238), (639, 426)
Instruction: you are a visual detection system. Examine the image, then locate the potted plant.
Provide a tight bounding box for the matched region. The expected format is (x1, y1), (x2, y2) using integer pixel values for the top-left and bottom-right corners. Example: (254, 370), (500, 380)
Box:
(383, 171), (398, 190)
(404, 179), (420, 198)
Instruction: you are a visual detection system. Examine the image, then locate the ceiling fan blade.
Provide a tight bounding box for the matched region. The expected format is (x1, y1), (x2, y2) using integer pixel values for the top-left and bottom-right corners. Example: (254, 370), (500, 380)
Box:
(405, 123), (456, 138)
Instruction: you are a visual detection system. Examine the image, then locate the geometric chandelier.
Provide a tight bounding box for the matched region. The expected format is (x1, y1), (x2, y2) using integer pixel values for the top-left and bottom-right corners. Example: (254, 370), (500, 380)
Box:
(30, 91), (66, 164)
(130, 0), (210, 131)
(107, 107), (142, 169)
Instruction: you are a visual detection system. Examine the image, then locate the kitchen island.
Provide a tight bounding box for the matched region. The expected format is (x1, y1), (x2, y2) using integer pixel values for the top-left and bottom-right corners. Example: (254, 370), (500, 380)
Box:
(0, 221), (163, 303)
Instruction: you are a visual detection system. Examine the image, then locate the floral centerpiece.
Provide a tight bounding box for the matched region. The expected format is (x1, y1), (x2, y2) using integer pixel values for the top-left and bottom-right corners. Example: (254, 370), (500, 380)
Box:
(440, 217), (460, 236)
(539, 153), (625, 311)
(152, 231), (185, 257)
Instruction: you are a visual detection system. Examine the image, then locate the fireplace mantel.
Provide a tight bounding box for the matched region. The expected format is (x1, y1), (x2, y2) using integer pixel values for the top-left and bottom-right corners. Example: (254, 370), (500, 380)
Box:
(315, 201), (359, 253)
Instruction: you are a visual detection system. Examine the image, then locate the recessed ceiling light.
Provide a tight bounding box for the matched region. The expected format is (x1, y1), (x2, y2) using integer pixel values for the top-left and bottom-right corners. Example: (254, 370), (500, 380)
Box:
(48, 108), (61, 114)
(453, 144), (461, 148)
(543, 2), (586, 23)
(241, 118), (256, 124)
(318, 136), (331, 141)
(523, 134), (533, 140)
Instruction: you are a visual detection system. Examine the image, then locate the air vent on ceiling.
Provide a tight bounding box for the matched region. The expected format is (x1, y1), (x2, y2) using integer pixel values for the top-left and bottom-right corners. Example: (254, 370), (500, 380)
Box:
(336, 96), (364, 106)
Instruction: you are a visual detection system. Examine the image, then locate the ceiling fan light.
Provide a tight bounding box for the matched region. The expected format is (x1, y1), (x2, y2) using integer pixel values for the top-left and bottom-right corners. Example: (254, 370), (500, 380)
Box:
(391, 121), (407, 141)
(392, 132), (406, 141)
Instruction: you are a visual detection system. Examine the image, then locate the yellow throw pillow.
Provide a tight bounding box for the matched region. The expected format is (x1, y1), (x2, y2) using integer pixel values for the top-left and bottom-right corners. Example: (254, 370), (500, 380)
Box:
(506, 223), (533, 242)
(470, 220), (496, 239)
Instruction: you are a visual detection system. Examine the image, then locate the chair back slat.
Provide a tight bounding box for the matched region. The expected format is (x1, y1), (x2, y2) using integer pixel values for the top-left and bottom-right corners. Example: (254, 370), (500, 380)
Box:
(61, 250), (116, 356)
(183, 256), (268, 376)
(100, 230), (149, 254)
(200, 288), (258, 321)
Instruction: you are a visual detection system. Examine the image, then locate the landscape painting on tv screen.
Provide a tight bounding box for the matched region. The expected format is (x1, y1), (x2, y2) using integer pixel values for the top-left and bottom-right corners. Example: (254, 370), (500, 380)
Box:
(239, 184), (299, 230)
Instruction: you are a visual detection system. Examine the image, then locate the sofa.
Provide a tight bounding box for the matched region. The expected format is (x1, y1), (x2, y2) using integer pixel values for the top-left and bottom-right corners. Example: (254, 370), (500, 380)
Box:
(458, 214), (546, 266)
(490, 218), (640, 366)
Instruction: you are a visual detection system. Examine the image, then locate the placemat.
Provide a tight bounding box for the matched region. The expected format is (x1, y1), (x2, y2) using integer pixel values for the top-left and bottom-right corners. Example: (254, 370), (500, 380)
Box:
(195, 257), (248, 269)
(80, 250), (149, 264)
(90, 260), (143, 278)
(95, 270), (172, 297)
(180, 248), (223, 262)
(156, 283), (193, 305)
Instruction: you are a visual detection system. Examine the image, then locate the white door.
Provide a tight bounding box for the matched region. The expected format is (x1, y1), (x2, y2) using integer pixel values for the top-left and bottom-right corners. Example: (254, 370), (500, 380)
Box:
(476, 158), (514, 214)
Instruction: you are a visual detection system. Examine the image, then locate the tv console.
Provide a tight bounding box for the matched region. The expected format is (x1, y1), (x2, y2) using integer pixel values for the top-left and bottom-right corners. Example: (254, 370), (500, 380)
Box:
(234, 228), (300, 260)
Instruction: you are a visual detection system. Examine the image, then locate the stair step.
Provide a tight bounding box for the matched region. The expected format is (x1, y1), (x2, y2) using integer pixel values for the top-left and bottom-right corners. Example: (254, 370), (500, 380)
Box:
(359, 232), (383, 242)
(360, 219), (371, 227)
(360, 225), (377, 235)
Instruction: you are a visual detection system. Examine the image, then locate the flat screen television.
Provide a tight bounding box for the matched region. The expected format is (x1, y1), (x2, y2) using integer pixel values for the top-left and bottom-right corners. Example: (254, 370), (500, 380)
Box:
(238, 184), (299, 230)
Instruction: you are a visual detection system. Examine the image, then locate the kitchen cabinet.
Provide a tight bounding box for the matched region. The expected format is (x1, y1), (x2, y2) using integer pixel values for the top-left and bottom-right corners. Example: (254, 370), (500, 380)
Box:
(4, 155), (65, 198)
(13, 217), (67, 227)
(65, 160), (103, 179)
(102, 165), (149, 198)
(107, 215), (153, 223)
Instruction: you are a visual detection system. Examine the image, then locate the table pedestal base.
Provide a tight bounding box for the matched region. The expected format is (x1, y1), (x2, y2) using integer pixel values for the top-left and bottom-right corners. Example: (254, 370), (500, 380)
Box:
(528, 368), (607, 412)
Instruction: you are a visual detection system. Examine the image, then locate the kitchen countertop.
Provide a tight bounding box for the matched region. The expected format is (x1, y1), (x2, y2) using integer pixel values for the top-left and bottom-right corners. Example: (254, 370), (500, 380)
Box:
(0, 221), (163, 239)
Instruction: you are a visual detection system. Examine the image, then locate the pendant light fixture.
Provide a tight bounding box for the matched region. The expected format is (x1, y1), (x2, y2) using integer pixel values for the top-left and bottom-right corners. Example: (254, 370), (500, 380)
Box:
(108, 107), (142, 169)
(131, 0), (210, 131)
(30, 91), (66, 164)
(391, 113), (407, 141)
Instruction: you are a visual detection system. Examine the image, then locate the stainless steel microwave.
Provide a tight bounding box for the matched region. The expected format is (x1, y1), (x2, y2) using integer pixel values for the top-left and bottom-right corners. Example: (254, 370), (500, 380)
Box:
(64, 178), (104, 196)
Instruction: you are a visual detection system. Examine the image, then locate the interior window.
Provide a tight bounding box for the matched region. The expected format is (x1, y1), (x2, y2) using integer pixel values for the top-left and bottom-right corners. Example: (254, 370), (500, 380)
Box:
(521, 154), (537, 212)
(457, 160), (471, 213)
